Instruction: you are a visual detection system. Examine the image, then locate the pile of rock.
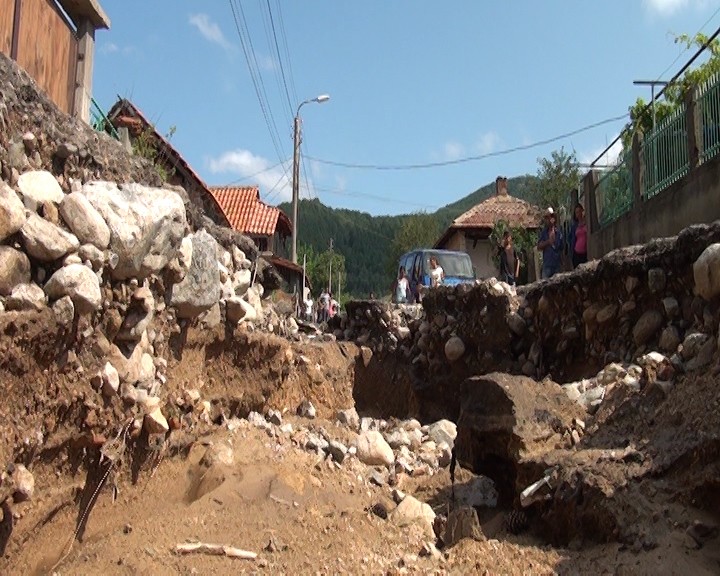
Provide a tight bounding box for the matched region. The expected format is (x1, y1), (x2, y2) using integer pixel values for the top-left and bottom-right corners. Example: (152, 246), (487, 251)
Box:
(0, 168), (296, 441)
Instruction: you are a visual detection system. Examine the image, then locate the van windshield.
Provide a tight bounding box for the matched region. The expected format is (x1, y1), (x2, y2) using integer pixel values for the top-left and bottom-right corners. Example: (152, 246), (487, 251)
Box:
(425, 252), (474, 278)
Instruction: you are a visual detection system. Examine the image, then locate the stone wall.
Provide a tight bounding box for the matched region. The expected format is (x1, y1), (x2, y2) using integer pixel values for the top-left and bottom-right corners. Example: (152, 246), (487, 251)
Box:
(342, 221), (720, 422)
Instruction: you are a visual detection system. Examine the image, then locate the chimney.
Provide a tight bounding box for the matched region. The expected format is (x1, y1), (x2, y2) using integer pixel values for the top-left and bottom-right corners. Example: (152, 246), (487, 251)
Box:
(495, 176), (508, 196)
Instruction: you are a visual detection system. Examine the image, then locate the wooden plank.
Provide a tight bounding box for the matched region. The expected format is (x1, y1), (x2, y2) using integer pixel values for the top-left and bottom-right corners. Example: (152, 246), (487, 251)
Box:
(59, 0), (110, 29)
(0, 0), (16, 57)
(16, 0), (78, 115)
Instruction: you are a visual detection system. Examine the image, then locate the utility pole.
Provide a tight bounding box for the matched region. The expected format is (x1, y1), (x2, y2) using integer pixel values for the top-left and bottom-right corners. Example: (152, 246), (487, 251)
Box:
(290, 94), (330, 264)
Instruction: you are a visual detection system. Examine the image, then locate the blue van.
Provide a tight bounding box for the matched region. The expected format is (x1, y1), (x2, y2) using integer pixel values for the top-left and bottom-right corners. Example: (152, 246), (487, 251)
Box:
(396, 249), (476, 302)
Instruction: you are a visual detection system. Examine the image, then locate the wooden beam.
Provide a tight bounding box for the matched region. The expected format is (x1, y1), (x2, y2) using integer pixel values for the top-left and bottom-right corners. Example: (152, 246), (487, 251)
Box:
(58, 0), (110, 29)
(73, 17), (94, 123)
(10, 0), (21, 60)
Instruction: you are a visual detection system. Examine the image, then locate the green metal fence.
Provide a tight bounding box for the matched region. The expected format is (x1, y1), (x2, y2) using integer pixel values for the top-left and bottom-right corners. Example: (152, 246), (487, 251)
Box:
(596, 153), (633, 228)
(641, 104), (689, 200)
(699, 72), (720, 163)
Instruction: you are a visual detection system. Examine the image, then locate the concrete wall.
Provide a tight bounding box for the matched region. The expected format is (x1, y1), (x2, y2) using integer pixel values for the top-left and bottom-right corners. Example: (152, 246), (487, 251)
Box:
(442, 230), (498, 279)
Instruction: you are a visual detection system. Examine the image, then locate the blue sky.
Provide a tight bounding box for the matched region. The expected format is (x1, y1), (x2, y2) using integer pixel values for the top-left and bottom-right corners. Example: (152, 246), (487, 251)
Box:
(94, 0), (720, 216)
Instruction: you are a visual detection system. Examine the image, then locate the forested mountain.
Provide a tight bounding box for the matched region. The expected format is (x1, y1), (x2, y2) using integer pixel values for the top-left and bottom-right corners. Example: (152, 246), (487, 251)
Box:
(279, 174), (538, 297)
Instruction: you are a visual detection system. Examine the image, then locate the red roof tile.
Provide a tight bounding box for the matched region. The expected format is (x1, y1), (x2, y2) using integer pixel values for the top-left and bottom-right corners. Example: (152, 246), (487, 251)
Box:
(209, 186), (291, 237)
(453, 193), (541, 230)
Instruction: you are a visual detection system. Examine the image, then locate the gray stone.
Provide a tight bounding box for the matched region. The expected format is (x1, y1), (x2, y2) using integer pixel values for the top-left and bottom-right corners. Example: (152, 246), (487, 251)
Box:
(596, 304), (618, 324)
(51, 295), (75, 326)
(78, 243), (105, 269)
(44, 263), (102, 314)
(116, 286), (154, 342)
(685, 336), (716, 371)
(658, 325), (681, 353)
(17, 170), (64, 209)
(384, 428), (411, 449)
(662, 297), (680, 318)
(390, 494), (436, 539)
(337, 407), (360, 430)
(81, 181), (186, 280)
(59, 192), (111, 249)
(693, 243), (720, 301)
(170, 230), (221, 319)
(444, 336), (466, 362)
(444, 507), (485, 547)
(0, 181), (27, 241)
(681, 332), (710, 360)
(267, 409), (282, 426)
(356, 431), (394, 466)
(297, 399), (316, 419)
(633, 310), (664, 346)
(507, 312), (526, 336)
(427, 419), (457, 448)
(327, 439), (348, 464)
(0, 246), (31, 295)
(225, 296), (257, 323)
(56, 142), (79, 159)
(647, 268), (666, 294)
(6, 283), (46, 311)
(20, 212), (80, 261)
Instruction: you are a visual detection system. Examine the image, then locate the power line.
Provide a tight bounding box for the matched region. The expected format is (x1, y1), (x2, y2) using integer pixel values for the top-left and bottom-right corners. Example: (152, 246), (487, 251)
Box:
(310, 183), (440, 210)
(228, 0), (287, 165)
(264, 0), (294, 116)
(592, 23), (720, 166)
(305, 114), (628, 171)
(222, 158), (290, 185)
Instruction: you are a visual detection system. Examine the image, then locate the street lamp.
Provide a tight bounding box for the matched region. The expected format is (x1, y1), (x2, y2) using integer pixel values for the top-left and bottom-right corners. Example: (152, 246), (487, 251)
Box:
(291, 94), (330, 264)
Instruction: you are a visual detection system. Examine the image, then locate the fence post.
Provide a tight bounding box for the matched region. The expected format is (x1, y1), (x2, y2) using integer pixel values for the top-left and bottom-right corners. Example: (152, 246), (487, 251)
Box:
(584, 170), (599, 232)
(686, 86), (701, 170)
(632, 131), (644, 204)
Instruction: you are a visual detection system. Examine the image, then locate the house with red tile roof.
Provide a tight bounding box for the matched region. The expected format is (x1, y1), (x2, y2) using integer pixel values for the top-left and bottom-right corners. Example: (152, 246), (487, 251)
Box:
(435, 177), (541, 280)
(209, 186), (292, 254)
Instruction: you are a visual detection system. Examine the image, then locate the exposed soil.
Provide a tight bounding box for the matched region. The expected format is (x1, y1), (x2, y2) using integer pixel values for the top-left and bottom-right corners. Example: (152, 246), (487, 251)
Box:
(1, 308), (719, 574)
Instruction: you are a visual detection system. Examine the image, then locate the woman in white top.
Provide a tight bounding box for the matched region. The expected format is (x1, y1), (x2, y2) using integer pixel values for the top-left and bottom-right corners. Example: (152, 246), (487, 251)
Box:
(429, 256), (444, 287)
(395, 267), (409, 303)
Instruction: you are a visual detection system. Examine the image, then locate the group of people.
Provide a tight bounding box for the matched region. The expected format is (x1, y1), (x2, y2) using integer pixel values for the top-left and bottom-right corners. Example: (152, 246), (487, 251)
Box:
(498, 203), (588, 285)
(303, 289), (338, 323)
(536, 203), (587, 280)
(392, 257), (444, 304)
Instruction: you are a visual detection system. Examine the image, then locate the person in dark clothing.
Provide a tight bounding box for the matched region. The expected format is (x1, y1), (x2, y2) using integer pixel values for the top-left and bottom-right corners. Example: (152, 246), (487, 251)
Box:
(498, 230), (521, 286)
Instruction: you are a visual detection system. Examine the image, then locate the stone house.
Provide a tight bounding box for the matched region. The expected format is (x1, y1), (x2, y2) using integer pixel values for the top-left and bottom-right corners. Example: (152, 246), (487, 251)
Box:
(0, 0), (110, 122)
(435, 177), (541, 281)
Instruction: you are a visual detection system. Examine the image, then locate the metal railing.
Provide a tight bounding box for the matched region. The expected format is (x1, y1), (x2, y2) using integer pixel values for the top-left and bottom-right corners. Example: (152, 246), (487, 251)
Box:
(90, 97), (120, 140)
(595, 153), (633, 228)
(641, 104), (689, 200)
(699, 71), (720, 163)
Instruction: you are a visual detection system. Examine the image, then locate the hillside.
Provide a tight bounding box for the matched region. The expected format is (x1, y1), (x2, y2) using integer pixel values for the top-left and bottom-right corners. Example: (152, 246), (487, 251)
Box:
(279, 175), (538, 297)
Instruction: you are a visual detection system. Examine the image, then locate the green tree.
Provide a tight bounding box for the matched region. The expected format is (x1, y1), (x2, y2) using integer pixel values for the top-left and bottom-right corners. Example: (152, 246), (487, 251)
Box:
(534, 147), (581, 217)
(625, 32), (720, 148)
(386, 212), (440, 277)
(314, 249), (346, 297)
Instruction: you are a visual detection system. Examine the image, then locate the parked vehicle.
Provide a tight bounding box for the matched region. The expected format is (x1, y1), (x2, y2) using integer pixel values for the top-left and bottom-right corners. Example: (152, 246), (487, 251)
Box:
(396, 249), (476, 302)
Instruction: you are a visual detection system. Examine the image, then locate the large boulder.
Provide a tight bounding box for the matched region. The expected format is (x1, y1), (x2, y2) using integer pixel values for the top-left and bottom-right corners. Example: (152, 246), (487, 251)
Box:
(19, 212), (79, 261)
(355, 431), (395, 467)
(170, 230), (221, 319)
(81, 181), (186, 279)
(0, 181), (27, 241)
(59, 192), (111, 249)
(17, 170), (64, 209)
(454, 372), (584, 505)
(44, 263), (102, 314)
(0, 246), (31, 295)
(6, 283), (46, 311)
(693, 243), (720, 301)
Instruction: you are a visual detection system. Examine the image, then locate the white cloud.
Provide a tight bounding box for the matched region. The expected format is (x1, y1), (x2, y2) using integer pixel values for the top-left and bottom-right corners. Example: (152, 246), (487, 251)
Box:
(579, 138), (624, 167)
(100, 42), (119, 54)
(443, 141), (465, 160)
(643, 0), (691, 15)
(189, 13), (234, 51)
(208, 149), (293, 202)
(474, 131), (501, 155)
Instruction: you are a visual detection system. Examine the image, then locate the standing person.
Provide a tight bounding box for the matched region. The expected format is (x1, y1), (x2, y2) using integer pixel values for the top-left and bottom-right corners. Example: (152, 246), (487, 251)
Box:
(498, 231), (521, 286)
(429, 256), (444, 287)
(569, 203), (588, 269)
(394, 266), (409, 303)
(318, 289), (330, 323)
(537, 207), (564, 279)
(304, 292), (314, 322)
